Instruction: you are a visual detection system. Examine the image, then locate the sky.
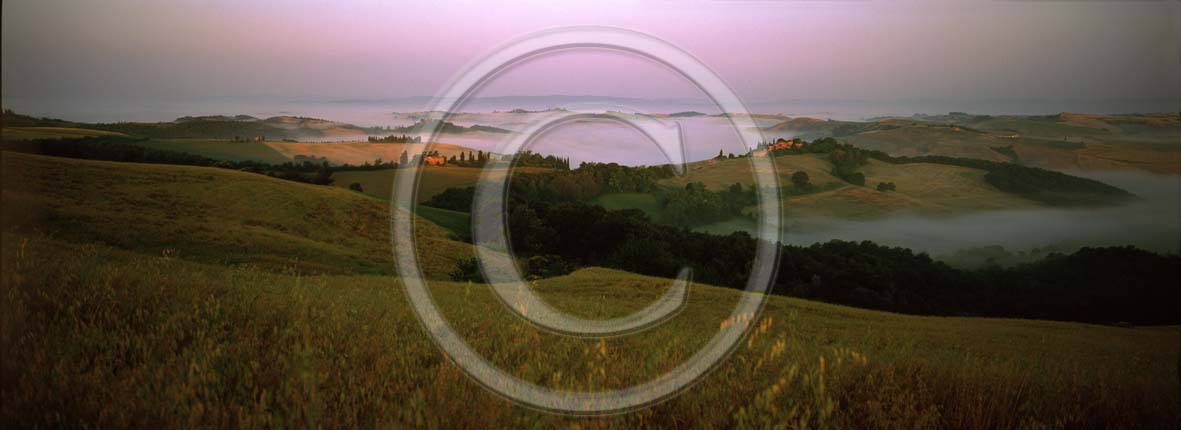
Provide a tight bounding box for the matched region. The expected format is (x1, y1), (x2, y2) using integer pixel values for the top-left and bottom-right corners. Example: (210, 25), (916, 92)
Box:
(2, 0), (1178, 120)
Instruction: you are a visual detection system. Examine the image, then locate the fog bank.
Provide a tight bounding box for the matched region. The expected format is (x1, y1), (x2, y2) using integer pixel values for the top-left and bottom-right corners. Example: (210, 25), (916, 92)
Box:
(782, 171), (1180, 262)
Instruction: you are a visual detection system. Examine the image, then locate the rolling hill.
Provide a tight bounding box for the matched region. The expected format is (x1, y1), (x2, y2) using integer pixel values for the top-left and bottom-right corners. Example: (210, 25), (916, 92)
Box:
(391, 118), (512, 134)
(1, 150), (1176, 427)
(658, 154), (1038, 220)
(1, 211), (1176, 427)
(0, 126), (129, 140)
(78, 115), (381, 140)
(125, 138), (484, 167)
(765, 113), (1181, 174)
(0, 111), (514, 171)
(263, 141), (479, 166)
(0, 151), (470, 279)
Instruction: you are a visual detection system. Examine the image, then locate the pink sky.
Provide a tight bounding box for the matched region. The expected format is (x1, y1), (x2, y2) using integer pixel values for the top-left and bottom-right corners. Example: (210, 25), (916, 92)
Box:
(2, 0), (1177, 110)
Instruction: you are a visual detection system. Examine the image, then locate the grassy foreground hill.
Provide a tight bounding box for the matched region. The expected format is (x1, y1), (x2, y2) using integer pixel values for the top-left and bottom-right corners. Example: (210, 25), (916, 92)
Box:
(1, 151), (1178, 428)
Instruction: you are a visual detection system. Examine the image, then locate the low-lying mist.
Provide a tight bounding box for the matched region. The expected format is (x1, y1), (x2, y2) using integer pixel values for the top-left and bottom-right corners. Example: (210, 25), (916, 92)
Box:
(783, 170), (1180, 267)
(415, 111), (1179, 266)
(416, 113), (787, 166)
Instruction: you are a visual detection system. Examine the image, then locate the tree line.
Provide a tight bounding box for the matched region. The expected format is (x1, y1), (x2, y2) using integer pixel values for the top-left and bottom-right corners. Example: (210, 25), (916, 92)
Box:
(481, 193), (1179, 325)
(420, 160), (1174, 324)
(368, 134), (421, 143)
(3, 137), (337, 184)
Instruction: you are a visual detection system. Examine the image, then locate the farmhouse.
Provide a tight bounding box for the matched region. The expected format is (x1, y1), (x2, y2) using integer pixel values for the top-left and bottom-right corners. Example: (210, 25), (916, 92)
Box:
(423, 155), (447, 166)
(767, 138), (805, 153)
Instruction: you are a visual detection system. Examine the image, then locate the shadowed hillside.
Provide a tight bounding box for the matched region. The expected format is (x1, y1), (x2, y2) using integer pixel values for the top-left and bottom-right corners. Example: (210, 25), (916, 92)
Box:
(0, 152), (470, 279)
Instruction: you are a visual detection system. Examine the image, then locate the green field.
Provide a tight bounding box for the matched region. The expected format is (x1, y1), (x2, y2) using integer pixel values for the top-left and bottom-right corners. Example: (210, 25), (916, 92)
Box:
(413, 204), (471, 240)
(129, 138), (294, 163)
(332, 165), (554, 203)
(2, 152), (1178, 428)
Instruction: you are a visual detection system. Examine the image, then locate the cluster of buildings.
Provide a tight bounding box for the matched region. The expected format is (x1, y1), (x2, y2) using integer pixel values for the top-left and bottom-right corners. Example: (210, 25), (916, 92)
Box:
(766, 138), (806, 152)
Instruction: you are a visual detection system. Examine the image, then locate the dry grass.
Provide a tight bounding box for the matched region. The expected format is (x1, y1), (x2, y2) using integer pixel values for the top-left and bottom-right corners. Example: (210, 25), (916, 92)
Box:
(0, 151), (469, 279)
(1, 152), (1177, 428)
(662, 154), (845, 192)
(856, 160), (1038, 214)
(665, 154), (1041, 220)
(1, 237), (1176, 429)
(841, 117), (1181, 174)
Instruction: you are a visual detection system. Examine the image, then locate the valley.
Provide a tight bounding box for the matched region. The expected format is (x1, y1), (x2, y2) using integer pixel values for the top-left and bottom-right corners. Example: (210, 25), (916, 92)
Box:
(1, 151), (1176, 428)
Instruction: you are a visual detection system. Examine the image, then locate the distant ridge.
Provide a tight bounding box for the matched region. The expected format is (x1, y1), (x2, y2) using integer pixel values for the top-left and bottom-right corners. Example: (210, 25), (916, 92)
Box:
(391, 119), (511, 134)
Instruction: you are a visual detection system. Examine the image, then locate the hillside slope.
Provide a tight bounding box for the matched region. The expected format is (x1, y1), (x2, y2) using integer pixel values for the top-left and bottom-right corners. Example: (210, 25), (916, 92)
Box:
(767, 114), (1181, 174)
(0, 126), (129, 141)
(1, 149), (1176, 428)
(127, 138), (482, 166)
(332, 165), (556, 202)
(660, 154), (1038, 219)
(79, 115), (378, 140)
(0, 152), (470, 278)
(1, 236), (1176, 428)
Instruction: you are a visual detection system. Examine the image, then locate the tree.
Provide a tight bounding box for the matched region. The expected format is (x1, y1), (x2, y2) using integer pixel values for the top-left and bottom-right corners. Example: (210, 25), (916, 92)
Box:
(399, 150), (409, 166)
(349, 182), (364, 192)
(312, 163), (334, 185)
(449, 257), (484, 282)
(876, 182), (896, 192)
(791, 171), (810, 188)
(717, 149), (725, 159)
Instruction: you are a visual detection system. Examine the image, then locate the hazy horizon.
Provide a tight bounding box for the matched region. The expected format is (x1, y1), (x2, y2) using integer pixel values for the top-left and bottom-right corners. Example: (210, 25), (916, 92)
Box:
(3, 94), (1177, 127)
(4, 0), (1177, 125)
